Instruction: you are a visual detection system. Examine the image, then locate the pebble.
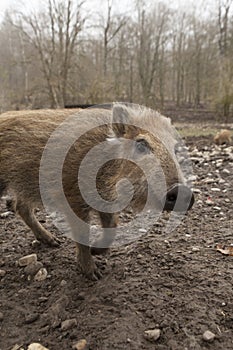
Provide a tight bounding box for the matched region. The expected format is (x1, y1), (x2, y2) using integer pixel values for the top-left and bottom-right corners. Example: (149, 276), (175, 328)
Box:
(192, 247), (200, 252)
(0, 312), (3, 321)
(139, 228), (147, 233)
(204, 178), (216, 184)
(27, 343), (49, 350)
(202, 330), (216, 342)
(144, 328), (161, 342)
(205, 198), (214, 205)
(77, 292), (85, 301)
(72, 339), (88, 350)
(0, 211), (12, 218)
(24, 313), (39, 324)
(213, 206), (221, 211)
(18, 254), (37, 267)
(0, 269), (6, 277)
(222, 169), (230, 175)
(10, 345), (23, 350)
(31, 240), (41, 248)
(218, 178), (225, 184)
(24, 262), (43, 277)
(34, 268), (48, 281)
(188, 175), (197, 182)
(210, 188), (221, 192)
(60, 279), (67, 287)
(61, 318), (78, 331)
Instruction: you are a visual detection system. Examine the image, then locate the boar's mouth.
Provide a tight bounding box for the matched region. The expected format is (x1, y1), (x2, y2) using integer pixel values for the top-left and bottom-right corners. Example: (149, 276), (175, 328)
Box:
(162, 184), (194, 212)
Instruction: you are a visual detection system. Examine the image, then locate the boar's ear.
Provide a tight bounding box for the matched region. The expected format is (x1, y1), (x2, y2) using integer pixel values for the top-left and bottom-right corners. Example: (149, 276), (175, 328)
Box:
(112, 104), (130, 137)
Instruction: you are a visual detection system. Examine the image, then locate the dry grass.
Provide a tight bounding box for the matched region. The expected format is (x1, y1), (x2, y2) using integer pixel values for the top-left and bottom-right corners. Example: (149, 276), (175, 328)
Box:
(174, 122), (232, 138)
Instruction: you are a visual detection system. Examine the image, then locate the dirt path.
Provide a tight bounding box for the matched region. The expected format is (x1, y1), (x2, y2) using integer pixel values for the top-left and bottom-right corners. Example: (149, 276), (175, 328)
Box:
(0, 135), (233, 350)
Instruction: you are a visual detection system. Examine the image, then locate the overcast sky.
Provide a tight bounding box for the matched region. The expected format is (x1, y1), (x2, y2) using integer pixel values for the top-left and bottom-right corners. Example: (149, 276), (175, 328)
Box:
(0, 0), (216, 22)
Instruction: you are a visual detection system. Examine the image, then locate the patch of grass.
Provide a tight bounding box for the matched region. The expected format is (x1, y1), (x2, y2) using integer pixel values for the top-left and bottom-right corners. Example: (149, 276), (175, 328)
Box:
(173, 123), (221, 138)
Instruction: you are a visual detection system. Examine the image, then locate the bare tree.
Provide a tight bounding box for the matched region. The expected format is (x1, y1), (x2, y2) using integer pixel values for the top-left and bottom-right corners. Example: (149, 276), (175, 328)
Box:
(13, 0), (85, 108)
(218, 0), (233, 55)
(101, 0), (126, 76)
(217, 0), (233, 120)
(136, 2), (170, 106)
(0, 0), (232, 115)
(171, 12), (187, 106)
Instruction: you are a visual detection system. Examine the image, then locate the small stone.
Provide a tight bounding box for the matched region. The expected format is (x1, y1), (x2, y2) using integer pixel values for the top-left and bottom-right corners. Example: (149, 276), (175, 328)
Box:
(31, 240), (41, 248)
(77, 292), (85, 300)
(72, 339), (88, 350)
(27, 343), (49, 350)
(193, 188), (201, 194)
(222, 169), (230, 175)
(192, 247), (200, 252)
(203, 330), (215, 342)
(60, 279), (67, 287)
(137, 254), (143, 259)
(139, 228), (147, 233)
(34, 268), (48, 282)
(0, 211), (12, 218)
(10, 345), (23, 350)
(204, 178), (216, 184)
(206, 198), (214, 205)
(24, 262), (43, 277)
(189, 175), (197, 181)
(25, 313), (39, 324)
(0, 269), (6, 277)
(218, 178), (225, 184)
(211, 188), (221, 192)
(144, 328), (161, 342)
(0, 312), (4, 321)
(213, 206), (221, 211)
(18, 254), (37, 267)
(61, 318), (78, 331)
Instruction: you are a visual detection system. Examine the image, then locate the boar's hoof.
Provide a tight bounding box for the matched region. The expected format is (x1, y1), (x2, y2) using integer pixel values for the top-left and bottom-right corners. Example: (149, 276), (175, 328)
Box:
(90, 268), (103, 281)
(90, 247), (110, 255)
(39, 234), (61, 247)
(78, 260), (102, 281)
(84, 265), (102, 281)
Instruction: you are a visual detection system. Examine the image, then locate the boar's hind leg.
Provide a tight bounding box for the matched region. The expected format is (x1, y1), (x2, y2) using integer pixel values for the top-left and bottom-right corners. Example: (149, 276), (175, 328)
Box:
(16, 200), (60, 247)
(91, 212), (117, 255)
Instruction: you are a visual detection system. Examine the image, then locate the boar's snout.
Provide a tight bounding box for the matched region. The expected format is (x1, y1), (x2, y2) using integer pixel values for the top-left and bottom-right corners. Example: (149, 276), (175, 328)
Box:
(163, 184), (194, 212)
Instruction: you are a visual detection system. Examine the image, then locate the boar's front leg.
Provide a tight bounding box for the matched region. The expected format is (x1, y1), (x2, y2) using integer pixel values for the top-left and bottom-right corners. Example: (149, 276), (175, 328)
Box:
(76, 243), (102, 281)
(16, 199), (60, 247)
(91, 212), (118, 255)
(69, 209), (102, 280)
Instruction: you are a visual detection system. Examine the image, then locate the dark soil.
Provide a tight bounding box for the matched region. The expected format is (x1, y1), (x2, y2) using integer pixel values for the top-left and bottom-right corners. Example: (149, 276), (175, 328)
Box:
(0, 133), (233, 350)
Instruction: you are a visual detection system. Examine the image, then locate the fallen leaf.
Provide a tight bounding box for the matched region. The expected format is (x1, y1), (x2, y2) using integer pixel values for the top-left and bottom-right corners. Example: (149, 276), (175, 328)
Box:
(216, 244), (233, 256)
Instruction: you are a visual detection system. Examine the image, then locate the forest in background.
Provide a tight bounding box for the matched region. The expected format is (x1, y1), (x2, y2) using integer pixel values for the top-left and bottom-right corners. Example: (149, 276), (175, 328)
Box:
(0, 0), (233, 121)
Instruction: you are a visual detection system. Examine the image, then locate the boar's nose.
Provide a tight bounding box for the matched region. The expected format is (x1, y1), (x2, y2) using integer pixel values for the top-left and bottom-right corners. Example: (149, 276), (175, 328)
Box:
(163, 184), (194, 212)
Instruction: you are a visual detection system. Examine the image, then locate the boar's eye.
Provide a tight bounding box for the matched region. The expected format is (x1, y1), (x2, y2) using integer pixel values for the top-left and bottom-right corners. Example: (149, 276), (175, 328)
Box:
(135, 139), (150, 154)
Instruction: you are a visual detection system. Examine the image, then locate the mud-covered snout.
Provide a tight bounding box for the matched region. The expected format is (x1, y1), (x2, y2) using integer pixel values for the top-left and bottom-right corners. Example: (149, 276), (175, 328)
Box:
(163, 184), (194, 212)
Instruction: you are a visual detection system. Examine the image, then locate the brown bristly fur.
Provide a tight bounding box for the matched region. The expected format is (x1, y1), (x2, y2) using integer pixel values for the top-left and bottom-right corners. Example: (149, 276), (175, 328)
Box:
(0, 105), (188, 280)
(214, 129), (231, 145)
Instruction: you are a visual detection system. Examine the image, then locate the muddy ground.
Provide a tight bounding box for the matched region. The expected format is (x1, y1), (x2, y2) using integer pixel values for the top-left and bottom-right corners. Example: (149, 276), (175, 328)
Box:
(0, 118), (233, 350)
